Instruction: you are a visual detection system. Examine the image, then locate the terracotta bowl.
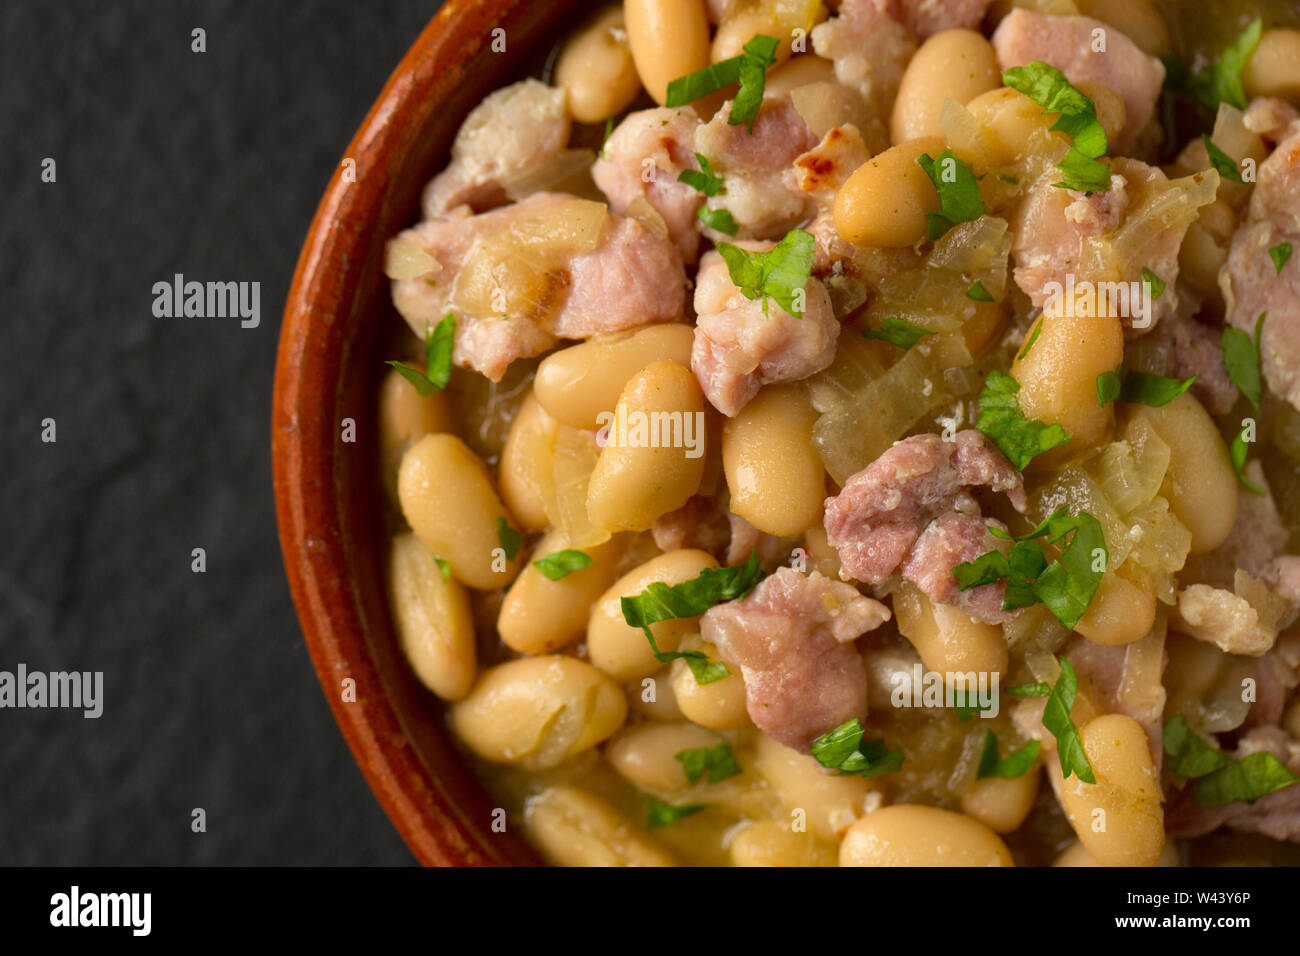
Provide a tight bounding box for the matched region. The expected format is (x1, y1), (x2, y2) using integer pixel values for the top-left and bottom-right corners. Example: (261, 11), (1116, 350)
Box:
(273, 0), (588, 865)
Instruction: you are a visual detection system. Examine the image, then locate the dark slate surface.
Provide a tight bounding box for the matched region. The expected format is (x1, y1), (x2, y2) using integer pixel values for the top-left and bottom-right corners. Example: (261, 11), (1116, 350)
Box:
(0, 0), (445, 864)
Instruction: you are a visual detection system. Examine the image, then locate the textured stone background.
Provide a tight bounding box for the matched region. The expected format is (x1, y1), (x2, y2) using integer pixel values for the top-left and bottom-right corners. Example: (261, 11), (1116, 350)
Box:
(0, 0), (446, 864)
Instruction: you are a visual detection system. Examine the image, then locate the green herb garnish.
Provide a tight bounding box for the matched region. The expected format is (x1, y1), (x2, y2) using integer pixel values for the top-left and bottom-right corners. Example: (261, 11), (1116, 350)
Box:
(810, 718), (904, 778)
(386, 312), (456, 394)
(966, 281), (995, 302)
(1269, 242), (1292, 275)
(665, 34), (779, 133)
(646, 797), (708, 828)
(675, 743), (742, 784)
(861, 316), (935, 349)
(1043, 658), (1095, 784)
(976, 731), (1040, 780)
(1096, 367), (1196, 408)
(975, 370), (1070, 470)
(1002, 62), (1110, 192)
(1164, 714), (1298, 809)
(1222, 312), (1265, 412)
(1188, 18), (1263, 111)
(698, 205), (739, 236)
(495, 516), (521, 560)
(715, 229), (815, 316)
(532, 549), (592, 580)
(678, 152), (725, 196)
(1203, 135), (1245, 183)
(916, 150), (986, 241)
(1142, 267), (1166, 299)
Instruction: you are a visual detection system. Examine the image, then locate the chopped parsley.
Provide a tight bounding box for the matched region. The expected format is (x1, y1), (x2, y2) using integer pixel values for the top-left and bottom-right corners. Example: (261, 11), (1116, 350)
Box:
(1002, 61), (1110, 192)
(433, 556), (451, 581)
(916, 150), (986, 241)
(645, 797), (708, 828)
(1188, 18), (1263, 112)
(386, 312), (456, 394)
(620, 551), (764, 684)
(665, 34), (778, 132)
(1230, 424), (1266, 497)
(532, 548), (592, 580)
(1222, 312), (1265, 412)
(1005, 682), (1051, 698)
(1141, 267), (1166, 300)
(966, 281), (995, 302)
(715, 229), (815, 316)
(1164, 715), (1299, 809)
(1096, 367), (1196, 408)
(975, 370), (1070, 470)
(698, 205), (739, 236)
(599, 116), (613, 159)
(677, 152), (725, 196)
(1043, 658), (1095, 784)
(1017, 318), (1044, 360)
(810, 718), (904, 778)
(954, 508), (1107, 630)
(675, 743), (742, 784)
(495, 517), (522, 560)
(1269, 242), (1293, 275)
(861, 316), (935, 349)
(976, 731), (1040, 780)
(1203, 135), (1245, 183)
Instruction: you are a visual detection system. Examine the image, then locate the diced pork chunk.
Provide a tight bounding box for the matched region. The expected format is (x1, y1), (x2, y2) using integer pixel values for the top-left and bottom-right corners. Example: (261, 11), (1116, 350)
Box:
(421, 80), (570, 217)
(901, 512), (1015, 624)
(786, 124), (879, 273)
(823, 430), (1026, 586)
(650, 494), (775, 568)
(695, 95), (820, 240)
(1220, 123), (1300, 411)
(1248, 121), (1300, 235)
(700, 568), (889, 751)
(1135, 310), (1239, 415)
(896, 0), (995, 38)
(391, 193), (685, 380)
(1012, 159), (1198, 331)
(1165, 726), (1300, 841)
(812, 0), (916, 119)
(992, 9), (1165, 152)
(557, 215), (688, 336)
(1243, 96), (1300, 143)
(591, 107), (706, 263)
(691, 246), (838, 416)
(1174, 580), (1280, 658)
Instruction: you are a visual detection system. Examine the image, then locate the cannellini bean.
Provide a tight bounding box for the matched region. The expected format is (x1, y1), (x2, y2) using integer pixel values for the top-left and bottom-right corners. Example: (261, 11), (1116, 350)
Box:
(960, 766), (1040, 834)
(1125, 394), (1237, 554)
(534, 325), (695, 430)
(965, 87), (1053, 165)
(625, 0), (711, 105)
(1010, 307), (1123, 465)
(1054, 838), (1181, 867)
(892, 583), (1009, 677)
(497, 530), (622, 654)
(397, 433), (523, 589)
(388, 533), (476, 701)
(839, 805), (1014, 866)
(891, 29), (1001, 143)
(524, 785), (675, 866)
(1243, 30), (1300, 100)
(729, 821), (838, 867)
(499, 393), (558, 532)
(450, 656), (627, 769)
(1074, 563), (1157, 646)
(754, 734), (877, 841)
(606, 722), (726, 792)
(588, 549), (720, 681)
(671, 640), (751, 729)
(722, 383), (824, 536)
(834, 136), (945, 247)
(555, 5), (643, 124)
(629, 666), (688, 721)
(1056, 713), (1165, 867)
(586, 360), (708, 532)
(379, 366), (454, 502)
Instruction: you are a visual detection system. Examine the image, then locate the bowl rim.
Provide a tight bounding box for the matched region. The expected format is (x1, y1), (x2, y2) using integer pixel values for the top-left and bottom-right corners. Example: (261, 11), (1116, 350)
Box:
(272, 0), (570, 866)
